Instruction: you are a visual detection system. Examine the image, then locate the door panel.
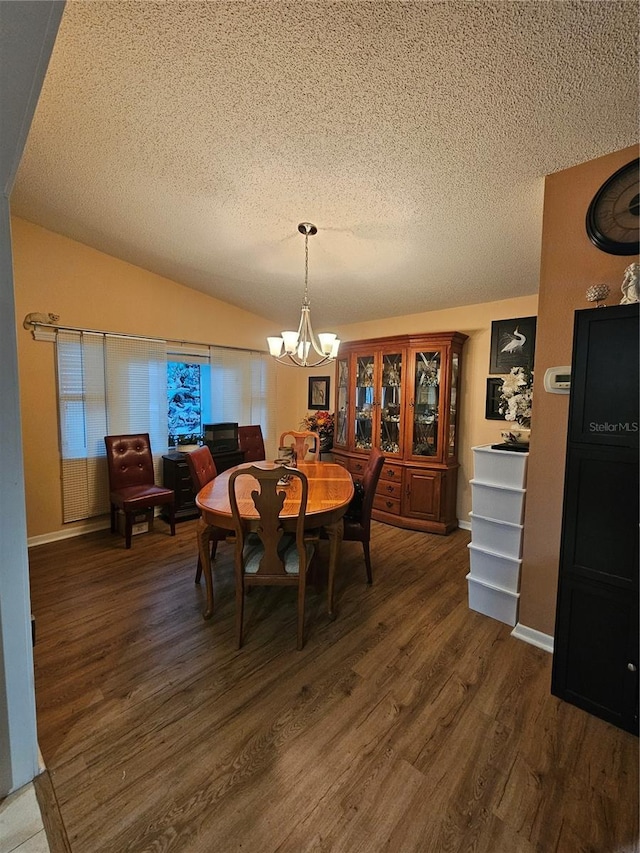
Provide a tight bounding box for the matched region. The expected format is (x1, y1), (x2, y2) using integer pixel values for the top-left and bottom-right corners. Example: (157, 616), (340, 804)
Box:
(403, 468), (442, 520)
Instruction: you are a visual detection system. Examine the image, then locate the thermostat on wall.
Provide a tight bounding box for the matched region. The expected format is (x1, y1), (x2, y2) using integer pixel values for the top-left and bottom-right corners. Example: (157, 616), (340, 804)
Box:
(544, 366), (571, 394)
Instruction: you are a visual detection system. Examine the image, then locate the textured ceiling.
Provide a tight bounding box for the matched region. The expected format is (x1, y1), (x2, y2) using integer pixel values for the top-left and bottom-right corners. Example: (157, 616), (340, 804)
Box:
(10, 1), (639, 329)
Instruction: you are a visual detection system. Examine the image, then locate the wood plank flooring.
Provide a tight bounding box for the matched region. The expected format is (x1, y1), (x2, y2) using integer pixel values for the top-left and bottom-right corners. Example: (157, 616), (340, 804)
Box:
(28, 520), (638, 853)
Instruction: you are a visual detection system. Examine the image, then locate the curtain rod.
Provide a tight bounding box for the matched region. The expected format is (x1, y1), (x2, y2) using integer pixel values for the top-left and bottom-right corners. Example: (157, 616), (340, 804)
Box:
(25, 319), (269, 356)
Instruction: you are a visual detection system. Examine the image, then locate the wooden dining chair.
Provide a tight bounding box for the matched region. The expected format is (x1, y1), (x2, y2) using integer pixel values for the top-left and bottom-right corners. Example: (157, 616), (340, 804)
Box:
(238, 425), (266, 462)
(185, 446), (231, 584)
(228, 465), (316, 650)
(104, 433), (175, 549)
(278, 429), (319, 461)
(325, 447), (385, 585)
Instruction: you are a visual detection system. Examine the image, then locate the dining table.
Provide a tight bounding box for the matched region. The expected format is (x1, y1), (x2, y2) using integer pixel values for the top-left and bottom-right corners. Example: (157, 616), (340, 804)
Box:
(195, 460), (354, 621)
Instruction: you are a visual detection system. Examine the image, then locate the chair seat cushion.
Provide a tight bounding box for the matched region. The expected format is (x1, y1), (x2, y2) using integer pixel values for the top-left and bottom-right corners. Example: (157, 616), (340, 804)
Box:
(243, 532), (315, 575)
(111, 484), (174, 512)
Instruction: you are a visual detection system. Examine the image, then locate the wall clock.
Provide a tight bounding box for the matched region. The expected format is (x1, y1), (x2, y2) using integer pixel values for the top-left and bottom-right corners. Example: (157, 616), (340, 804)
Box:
(585, 158), (639, 255)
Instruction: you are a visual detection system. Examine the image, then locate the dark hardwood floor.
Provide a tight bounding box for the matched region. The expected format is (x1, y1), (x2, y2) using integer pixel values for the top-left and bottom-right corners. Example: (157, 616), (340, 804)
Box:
(28, 519), (638, 853)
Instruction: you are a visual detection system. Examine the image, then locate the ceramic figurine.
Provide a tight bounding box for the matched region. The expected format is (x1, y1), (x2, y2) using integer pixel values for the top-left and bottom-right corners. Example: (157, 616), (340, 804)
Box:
(620, 262), (639, 305)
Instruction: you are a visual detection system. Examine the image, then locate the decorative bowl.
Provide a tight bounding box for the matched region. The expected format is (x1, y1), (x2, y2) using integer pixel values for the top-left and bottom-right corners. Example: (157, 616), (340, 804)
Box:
(501, 429), (530, 446)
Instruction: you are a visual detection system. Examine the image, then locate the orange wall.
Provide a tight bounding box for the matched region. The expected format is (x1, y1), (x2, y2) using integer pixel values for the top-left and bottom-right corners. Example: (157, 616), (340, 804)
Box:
(519, 145), (639, 636)
(12, 215), (539, 542)
(11, 216), (293, 538)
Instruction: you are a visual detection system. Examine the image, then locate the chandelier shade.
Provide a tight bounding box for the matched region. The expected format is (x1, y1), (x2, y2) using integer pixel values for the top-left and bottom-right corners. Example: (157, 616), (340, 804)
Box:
(267, 223), (340, 367)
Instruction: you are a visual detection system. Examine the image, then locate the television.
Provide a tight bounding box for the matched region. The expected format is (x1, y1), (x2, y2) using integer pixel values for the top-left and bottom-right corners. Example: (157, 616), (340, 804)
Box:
(203, 422), (239, 454)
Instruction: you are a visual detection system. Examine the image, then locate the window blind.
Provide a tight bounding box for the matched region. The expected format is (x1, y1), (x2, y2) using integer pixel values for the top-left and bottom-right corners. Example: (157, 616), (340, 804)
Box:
(56, 331), (167, 523)
(55, 330), (275, 523)
(208, 346), (276, 451)
(57, 331), (108, 522)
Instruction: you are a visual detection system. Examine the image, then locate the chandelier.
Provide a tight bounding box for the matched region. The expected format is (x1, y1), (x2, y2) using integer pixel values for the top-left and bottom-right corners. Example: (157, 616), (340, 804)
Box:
(267, 223), (340, 367)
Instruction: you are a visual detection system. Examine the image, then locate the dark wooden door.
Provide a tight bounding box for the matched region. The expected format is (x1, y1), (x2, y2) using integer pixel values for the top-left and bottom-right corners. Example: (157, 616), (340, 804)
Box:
(552, 304), (639, 734)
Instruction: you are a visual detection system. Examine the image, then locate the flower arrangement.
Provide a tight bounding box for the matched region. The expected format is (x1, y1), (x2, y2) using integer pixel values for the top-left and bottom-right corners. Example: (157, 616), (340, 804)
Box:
(499, 367), (533, 428)
(301, 410), (335, 447)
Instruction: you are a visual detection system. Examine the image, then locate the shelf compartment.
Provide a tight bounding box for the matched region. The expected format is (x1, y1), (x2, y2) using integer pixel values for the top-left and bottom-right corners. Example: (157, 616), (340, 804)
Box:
(466, 573), (520, 626)
(469, 480), (526, 525)
(472, 444), (528, 488)
(469, 512), (524, 559)
(467, 542), (522, 593)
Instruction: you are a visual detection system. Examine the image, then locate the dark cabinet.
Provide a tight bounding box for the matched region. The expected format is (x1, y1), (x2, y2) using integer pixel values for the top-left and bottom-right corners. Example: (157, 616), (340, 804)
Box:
(210, 449), (245, 473)
(162, 448), (246, 522)
(162, 453), (199, 521)
(551, 304), (639, 734)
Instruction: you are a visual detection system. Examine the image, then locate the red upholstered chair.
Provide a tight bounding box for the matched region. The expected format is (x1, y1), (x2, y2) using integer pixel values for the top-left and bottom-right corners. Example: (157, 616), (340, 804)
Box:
(327, 447), (385, 585)
(238, 425), (266, 462)
(104, 433), (175, 549)
(278, 430), (319, 461)
(185, 446), (231, 583)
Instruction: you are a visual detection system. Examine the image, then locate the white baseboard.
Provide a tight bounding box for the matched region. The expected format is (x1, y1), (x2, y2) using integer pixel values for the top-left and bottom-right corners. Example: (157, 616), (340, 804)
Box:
(511, 622), (554, 653)
(27, 518), (110, 548)
(457, 518), (471, 531)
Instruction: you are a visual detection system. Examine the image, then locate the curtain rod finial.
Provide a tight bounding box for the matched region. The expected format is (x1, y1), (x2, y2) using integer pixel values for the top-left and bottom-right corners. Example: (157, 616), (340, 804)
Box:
(23, 311), (59, 330)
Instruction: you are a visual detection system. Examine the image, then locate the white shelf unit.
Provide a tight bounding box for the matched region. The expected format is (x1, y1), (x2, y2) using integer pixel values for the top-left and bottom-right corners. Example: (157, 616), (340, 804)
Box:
(467, 444), (529, 626)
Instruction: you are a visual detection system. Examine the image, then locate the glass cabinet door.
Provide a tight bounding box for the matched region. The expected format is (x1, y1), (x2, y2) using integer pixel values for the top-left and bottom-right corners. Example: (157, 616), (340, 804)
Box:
(448, 353), (459, 457)
(335, 357), (349, 447)
(411, 350), (441, 457)
(380, 352), (402, 455)
(354, 353), (375, 450)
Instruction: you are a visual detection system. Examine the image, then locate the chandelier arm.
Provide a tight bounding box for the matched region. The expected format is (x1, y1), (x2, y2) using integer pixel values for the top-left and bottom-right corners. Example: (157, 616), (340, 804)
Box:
(299, 306), (325, 358)
(275, 351), (333, 368)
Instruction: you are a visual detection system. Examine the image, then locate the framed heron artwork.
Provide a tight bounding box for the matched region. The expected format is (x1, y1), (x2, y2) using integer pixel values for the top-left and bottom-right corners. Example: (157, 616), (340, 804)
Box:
(489, 316), (537, 374)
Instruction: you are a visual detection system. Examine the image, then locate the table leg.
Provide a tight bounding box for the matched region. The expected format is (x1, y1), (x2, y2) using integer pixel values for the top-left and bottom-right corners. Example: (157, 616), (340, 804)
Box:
(324, 518), (344, 620)
(196, 518), (214, 619)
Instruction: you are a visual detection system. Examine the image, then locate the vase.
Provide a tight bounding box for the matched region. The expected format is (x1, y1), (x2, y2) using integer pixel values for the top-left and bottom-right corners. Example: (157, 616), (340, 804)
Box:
(500, 427), (530, 447)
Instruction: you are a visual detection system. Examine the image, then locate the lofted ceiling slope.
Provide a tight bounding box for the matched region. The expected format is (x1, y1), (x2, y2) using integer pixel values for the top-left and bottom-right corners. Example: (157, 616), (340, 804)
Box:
(10, 1), (639, 329)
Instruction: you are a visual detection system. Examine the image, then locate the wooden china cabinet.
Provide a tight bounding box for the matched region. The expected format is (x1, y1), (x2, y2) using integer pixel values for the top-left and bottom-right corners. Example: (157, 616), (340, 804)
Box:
(332, 332), (467, 534)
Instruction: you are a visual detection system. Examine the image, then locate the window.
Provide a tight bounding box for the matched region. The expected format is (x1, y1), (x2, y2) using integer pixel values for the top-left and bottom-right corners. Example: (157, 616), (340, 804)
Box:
(167, 362), (203, 440)
(55, 334), (276, 523)
(208, 347), (275, 439)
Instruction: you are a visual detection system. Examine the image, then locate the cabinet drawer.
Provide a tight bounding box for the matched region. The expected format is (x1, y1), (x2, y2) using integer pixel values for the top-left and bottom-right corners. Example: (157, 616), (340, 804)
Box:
(177, 485), (196, 503)
(331, 455), (348, 470)
(348, 457), (368, 477)
(380, 462), (403, 483)
(374, 494), (401, 515)
(377, 479), (402, 499)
